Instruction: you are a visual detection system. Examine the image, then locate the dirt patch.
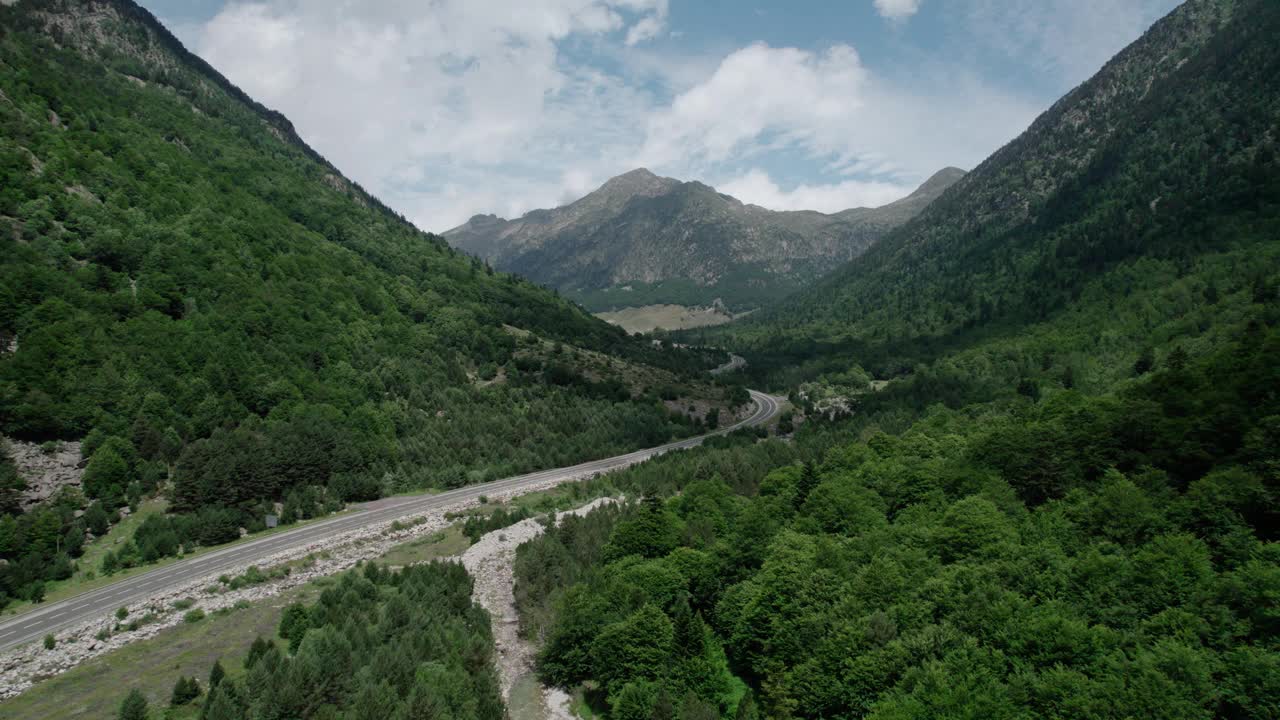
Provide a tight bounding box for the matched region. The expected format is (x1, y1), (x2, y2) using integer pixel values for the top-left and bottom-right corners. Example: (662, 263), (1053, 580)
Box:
(64, 185), (100, 204)
(19, 147), (44, 175)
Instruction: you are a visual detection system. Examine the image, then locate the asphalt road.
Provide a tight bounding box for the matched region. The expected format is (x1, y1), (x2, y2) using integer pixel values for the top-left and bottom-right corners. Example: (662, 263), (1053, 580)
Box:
(0, 390), (782, 652)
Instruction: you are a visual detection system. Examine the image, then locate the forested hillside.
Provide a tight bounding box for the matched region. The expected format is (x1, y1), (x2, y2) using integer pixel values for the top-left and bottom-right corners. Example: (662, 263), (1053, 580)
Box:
(702, 0), (1279, 395)
(516, 321), (1279, 719)
(506, 1), (1280, 718)
(0, 0), (737, 608)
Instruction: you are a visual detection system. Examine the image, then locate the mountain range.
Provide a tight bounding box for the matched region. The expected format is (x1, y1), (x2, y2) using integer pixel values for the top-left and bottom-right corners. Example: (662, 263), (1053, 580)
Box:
(445, 167), (965, 312)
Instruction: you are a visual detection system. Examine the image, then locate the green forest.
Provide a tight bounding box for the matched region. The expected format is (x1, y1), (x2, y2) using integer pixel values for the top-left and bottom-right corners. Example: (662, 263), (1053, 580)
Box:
(0, 0), (738, 608)
(515, 320), (1279, 719)
(506, 1), (1280, 718)
(116, 562), (505, 720)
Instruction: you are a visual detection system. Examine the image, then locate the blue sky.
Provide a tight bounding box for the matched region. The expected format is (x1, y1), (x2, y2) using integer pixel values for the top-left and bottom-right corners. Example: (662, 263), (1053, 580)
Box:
(140, 0), (1180, 230)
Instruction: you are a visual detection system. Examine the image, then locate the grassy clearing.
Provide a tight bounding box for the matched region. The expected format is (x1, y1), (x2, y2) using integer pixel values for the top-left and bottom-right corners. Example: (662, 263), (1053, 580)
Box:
(594, 304), (740, 334)
(376, 525), (471, 567)
(3, 580), (323, 720)
(508, 483), (615, 515)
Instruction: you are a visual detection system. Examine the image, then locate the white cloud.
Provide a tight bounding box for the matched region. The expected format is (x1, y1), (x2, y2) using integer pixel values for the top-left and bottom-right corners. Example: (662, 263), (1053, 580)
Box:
(191, 0), (669, 229)
(175, 0), (1169, 230)
(635, 43), (1038, 206)
(718, 169), (913, 213)
(636, 43), (870, 170)
(874, 0), (921, 22)
(625, 15), (664, 45)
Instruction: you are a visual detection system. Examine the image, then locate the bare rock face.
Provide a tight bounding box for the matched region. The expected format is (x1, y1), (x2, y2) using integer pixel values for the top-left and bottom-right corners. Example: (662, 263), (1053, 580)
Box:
(3, 438), (84, 509)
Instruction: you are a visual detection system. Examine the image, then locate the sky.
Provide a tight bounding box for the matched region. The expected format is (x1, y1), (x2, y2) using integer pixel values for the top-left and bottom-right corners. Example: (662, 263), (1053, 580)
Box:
(140, 0), (1181, 232)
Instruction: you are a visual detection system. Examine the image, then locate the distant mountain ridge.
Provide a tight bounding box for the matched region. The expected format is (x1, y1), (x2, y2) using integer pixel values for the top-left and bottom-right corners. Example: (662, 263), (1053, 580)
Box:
(705, 0), (1279, 383)
(445, 167), (965, 311)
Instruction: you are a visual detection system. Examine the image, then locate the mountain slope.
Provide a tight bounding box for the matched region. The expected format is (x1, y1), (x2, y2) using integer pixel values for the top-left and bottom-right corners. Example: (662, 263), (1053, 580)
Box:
(507, 4), (1280, 717)
(0, 0), (740, 562)
(445, 168), (964, 311)
(709, 0), (1279, 389)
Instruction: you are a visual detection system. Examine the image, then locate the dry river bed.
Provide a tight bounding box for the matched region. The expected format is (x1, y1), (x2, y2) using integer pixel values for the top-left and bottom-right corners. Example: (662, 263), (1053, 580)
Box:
(458, 497), (617, 720)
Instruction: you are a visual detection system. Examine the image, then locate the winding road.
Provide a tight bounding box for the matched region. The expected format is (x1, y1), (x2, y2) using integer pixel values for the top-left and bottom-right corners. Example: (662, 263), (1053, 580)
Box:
(0, 390), (781, 653)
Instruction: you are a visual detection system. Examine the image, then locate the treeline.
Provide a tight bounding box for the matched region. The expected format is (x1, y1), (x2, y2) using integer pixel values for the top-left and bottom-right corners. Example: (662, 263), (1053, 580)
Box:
(515, 322), (1280, 718)
(0, 486), (105, 606)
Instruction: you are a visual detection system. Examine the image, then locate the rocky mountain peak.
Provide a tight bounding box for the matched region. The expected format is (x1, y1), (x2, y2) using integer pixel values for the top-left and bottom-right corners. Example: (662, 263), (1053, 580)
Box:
(445, 167), (965, 311)
(592, 167), (680, 202)
(912, 167), (968, 197)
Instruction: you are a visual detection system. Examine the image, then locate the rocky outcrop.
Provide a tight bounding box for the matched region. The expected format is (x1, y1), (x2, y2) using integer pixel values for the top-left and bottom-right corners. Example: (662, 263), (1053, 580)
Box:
(3, 439), (84, 510)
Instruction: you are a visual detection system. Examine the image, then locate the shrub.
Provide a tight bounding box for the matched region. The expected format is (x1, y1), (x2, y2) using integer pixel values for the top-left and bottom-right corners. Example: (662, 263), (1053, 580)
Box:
(169, 675), (200, 706)
(43, 634), (55, 650)
(118, 688), (148, 720)
(183, 608), (205, 623)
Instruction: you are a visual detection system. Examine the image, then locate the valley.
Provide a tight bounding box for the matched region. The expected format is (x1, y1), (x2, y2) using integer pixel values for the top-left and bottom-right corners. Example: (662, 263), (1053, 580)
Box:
(1, 0), (1278, 718)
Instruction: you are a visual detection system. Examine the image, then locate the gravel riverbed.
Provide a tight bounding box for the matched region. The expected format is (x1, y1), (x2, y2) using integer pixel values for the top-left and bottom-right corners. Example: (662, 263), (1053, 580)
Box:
(459, 497), (617, 719)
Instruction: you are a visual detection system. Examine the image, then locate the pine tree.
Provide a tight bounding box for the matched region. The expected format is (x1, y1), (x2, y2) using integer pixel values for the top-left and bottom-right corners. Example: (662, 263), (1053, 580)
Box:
(118, 688), (148, 720)
(170, 676), (201, 706)
(1134, 346), (1156, 376)
(734, 691), (760, 720)
(244, 635), (272, 670)
(670, 598), (705, 660)
(209, 659), (225, 690)
(200, 681), (246, 720)
(650, 687), (676, 720)
(794, 461), (819, 509)
(279, 602), (311, 650)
